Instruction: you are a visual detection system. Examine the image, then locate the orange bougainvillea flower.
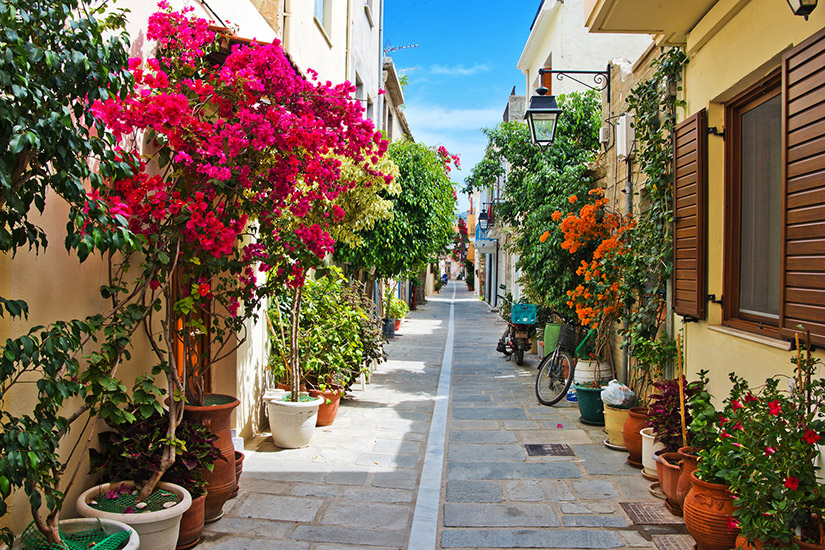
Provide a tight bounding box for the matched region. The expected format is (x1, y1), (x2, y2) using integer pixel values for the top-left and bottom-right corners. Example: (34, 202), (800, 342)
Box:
(539, 230), (550, 243)
(568, 195), (577, 203)
(551, 210), (562, 222)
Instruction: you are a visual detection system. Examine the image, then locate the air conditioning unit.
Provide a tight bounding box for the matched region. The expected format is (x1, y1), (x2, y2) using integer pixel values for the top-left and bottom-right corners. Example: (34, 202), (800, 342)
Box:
(616, 113), (635, 160)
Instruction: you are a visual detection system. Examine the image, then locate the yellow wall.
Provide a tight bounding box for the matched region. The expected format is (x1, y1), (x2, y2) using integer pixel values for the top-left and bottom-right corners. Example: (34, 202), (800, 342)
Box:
(677, 0), (825, 401)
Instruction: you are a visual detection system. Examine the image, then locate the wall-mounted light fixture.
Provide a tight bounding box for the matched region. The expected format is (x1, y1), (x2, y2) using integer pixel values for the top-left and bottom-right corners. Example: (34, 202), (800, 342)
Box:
(525, 66), (611, 147)
(787, 0), (817, 19)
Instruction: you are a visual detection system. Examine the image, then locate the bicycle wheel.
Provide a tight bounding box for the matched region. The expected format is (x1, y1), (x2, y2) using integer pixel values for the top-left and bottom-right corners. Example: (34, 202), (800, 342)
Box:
(535, 350), (574, 406)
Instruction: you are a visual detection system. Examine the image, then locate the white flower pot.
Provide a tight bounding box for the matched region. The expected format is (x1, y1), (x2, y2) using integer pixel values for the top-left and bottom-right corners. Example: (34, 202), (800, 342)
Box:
(267, 393), (322, 448)
(573, 359), (607, 385)
(816, 444), (825, 484)
(9, 518), (140, 550)
(76, 481), (191, 550)
(640, 427), (665, 479)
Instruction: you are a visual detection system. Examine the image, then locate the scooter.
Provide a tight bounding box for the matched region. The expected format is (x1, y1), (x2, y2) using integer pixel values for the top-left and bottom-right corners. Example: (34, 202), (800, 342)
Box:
(495, 294), (537, 366)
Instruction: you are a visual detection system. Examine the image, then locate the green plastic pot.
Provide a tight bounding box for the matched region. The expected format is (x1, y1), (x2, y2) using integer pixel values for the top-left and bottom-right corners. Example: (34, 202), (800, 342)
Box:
(574, 383), (605, 426)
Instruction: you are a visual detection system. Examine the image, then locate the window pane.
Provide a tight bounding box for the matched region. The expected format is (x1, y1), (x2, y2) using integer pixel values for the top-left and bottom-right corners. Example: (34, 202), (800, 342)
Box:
(314, 0), (325, 23)
(739, 94), (781, 319)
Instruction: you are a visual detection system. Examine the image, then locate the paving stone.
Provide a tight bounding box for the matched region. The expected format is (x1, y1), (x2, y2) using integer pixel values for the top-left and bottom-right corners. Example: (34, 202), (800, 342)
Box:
(372, 439), (421, 454)
(574, 444), (646, 475)
(445, 480), (504, 503)
(530, 427), (595, 444)
(322, 471), (368, 486)
(444, 502), (560, 527)
(447, 443), (526, 462)
(502, 420), (543, 430)
(451, 394), (492, 402)
(572, 479), (621, 499)
(356, 452), (419, 469)
(440, 528), (625, 548)
(451, 406), (528, 420)
(506, 479), (575, 501)
(450, 430), (518, 444)
(321, 500), (411, 529)
(289, 483), (340, 498)
(339, 486), (414, 503)
(202, 517), (292, 538)
(371, 470), (419, 489)
(447, 461), (582, 480)
(291, 525), (407, 547)
(623, 530), (656, 547)
(450, 420), (501, 430)
(563, 514), (629, 527)
(561, 502), (619, 514)
(198, 536), (310, 550)
(234, 493), (323, 522)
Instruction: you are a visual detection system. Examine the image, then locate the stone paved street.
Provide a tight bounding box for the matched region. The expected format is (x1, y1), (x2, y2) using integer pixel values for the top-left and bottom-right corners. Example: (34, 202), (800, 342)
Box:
(200, 281), (689, 549)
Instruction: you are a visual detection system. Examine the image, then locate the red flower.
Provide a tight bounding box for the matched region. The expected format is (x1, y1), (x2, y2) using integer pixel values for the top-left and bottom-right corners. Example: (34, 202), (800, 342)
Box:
(744, 392), (758, 403)
(768, 400), (782, 415)
(197, 283), (211, 297)
(764, 446), (776, 456)
(719, 415), (730, 425)
(784, 476), (799, 491)
(731, 400), (743, 410)
(720, 429), (733, 439)
(804, 429), (821, 445)
(726, 517), (739, 532)
(733, 421), (744, 431)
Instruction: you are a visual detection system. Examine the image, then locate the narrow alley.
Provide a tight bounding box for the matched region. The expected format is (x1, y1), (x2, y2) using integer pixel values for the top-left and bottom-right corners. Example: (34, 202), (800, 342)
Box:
(200, 282), (690, 550)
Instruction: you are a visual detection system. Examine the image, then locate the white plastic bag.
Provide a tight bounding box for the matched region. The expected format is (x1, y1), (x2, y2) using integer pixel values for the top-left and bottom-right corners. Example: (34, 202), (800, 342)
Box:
(601, 379), (636, 407)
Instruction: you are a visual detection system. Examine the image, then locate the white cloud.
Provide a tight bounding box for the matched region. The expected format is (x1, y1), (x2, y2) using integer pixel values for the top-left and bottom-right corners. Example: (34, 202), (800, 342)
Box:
(429, 63), (490, 76)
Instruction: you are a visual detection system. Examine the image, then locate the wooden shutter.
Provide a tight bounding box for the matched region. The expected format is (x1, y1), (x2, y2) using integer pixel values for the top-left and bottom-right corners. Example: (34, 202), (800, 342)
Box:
(673, 109), (708, 320)
(780, 28), (825, 346)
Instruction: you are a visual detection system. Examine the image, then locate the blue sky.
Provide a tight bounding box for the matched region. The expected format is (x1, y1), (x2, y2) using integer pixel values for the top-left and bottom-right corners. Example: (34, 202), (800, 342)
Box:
(384, 1), (541, 213)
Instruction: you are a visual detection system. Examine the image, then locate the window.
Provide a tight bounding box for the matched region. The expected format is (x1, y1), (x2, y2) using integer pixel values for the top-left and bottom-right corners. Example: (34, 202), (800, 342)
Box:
(724, 72), (782, 335)
(314, 0), (331, 37)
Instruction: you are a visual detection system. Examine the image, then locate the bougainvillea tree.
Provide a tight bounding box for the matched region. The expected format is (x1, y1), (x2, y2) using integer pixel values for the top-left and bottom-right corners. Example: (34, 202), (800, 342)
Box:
(92, 3), (394, 497)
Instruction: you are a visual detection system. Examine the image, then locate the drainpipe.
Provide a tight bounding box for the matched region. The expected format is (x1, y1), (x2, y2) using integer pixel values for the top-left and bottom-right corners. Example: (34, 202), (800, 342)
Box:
(282, 0), (291, 47)
(622, 156), (633, 385)
(345, 0), (352, 80)
(376, 0), (384, 132)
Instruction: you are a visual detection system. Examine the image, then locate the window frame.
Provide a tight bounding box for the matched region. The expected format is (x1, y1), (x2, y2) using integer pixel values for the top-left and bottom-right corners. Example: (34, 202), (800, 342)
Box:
(723, 70), (783, 338)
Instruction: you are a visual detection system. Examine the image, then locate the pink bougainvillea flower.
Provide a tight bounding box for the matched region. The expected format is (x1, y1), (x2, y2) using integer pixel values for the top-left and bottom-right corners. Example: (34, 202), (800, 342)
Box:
(804, 429), (821, 445)
(557, 424), (563, 429)
(764, 446), (776, 456)
(726, 518), (739, 532)
(124, 506), (136, 514)
(768, 400), (782, 415)
(784, 476), (799, 490)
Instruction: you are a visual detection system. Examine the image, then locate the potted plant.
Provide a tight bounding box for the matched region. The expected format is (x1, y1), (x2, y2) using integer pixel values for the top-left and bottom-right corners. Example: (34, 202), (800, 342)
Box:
(573, 380), (607, 425)
(386, 295), (410, 332)
(268, 269), (368, 430)
(709, 333), (825, 550)
(86, 412), (223, 550)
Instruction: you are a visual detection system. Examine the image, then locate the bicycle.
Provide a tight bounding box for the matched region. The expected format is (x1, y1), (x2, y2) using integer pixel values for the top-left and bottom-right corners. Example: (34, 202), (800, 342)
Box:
(535, 319), (590, 406)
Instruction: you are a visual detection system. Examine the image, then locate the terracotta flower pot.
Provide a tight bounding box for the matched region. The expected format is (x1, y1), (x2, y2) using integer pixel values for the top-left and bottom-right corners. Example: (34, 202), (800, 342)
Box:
(229, 450), (244, 499)
(308, 388), (343, 426)
(622, 407), (649, 468)
(176, 492), (205, 550)
(677, 446), (699, 507)
(797, 539), (825, 550)
(394, 318), (401, 331)
(683, 471), (739, 550)
(658, 451), (684, 516)
(183, 394), (240, 523)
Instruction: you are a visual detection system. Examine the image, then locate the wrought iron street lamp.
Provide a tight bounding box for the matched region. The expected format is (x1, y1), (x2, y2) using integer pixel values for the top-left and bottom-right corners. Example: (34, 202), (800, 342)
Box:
(787, 0), (817, 18)
(477, 210), (489, 231)
(524, 92), (563, 148)
(525, 66), (611, 147)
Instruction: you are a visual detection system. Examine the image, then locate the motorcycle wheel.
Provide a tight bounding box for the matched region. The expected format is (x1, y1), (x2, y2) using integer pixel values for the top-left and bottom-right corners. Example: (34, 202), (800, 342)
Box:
(515, 348), (524, 365)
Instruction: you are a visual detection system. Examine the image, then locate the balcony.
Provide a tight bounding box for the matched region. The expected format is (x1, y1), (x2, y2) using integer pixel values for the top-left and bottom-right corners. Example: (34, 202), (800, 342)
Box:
(584, 0), (718, 44)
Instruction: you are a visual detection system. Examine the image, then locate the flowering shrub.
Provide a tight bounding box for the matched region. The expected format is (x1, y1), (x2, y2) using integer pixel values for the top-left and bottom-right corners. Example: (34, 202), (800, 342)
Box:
(89, 3), (393, 497)
(695, 335), (825, 547)
(551, 188), (633, 357)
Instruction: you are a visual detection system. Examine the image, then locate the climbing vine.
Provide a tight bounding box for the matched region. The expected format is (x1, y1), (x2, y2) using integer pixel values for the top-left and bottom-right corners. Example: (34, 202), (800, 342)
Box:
(622, 48), (687, 372)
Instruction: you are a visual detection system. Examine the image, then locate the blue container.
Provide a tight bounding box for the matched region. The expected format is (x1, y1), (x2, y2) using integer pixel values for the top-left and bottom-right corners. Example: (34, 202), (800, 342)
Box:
(510, 303), (537, 324)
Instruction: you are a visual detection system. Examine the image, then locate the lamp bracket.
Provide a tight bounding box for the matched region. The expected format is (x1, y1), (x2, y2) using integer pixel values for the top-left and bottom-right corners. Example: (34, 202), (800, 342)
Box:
(538, 66), (611, 105)
(708, 126), (725, 139)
